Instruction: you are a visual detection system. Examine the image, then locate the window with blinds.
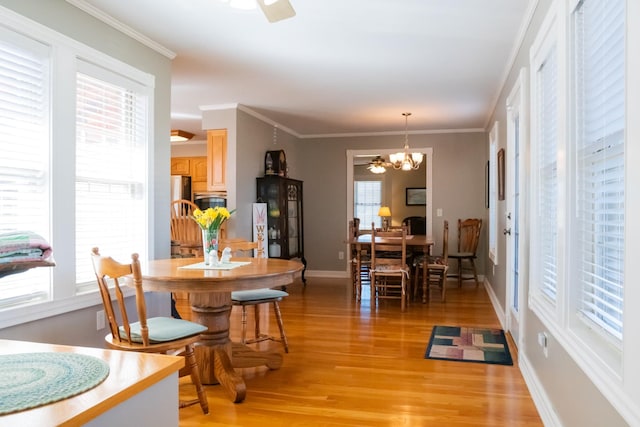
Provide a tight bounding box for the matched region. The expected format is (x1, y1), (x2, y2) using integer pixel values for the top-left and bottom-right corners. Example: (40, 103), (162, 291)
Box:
(354, 180), (382, 230)
(536, 45), (559, 303)
(573, 0), (625, 342)
(75, 68), (148, 290)
(0, 31), (51, 308)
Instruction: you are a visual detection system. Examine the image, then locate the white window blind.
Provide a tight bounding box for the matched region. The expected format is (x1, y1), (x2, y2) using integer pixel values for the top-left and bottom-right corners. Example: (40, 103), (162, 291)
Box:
(573, 0), (625, 342)
(354, 180), (382, 230)
(536, 45), (559, 302)
(75, 69), (148, 290)
(0, 31), (51, 307)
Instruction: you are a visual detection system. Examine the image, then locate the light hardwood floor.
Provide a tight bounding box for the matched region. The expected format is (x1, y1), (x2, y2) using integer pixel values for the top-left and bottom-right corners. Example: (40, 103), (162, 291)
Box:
(176, 277), (543, 426)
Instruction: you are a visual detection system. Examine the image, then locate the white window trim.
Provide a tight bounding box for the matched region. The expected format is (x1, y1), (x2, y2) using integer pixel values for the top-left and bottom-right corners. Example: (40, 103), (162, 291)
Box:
(527, 0), (567, 324)
(0, 5), (154, 329)
(526, 1), (640, 424)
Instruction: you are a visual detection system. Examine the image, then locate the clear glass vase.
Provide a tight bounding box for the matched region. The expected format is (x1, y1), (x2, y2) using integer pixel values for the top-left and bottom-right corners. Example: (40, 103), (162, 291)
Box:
(202, 228), (219, 265)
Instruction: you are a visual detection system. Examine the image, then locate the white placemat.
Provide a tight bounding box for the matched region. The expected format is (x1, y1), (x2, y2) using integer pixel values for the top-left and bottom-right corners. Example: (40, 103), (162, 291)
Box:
(179, 261), (252, 270)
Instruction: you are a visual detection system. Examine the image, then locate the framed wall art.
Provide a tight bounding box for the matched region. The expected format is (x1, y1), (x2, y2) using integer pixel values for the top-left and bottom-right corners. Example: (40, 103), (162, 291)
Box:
(406, 187), (426, 206)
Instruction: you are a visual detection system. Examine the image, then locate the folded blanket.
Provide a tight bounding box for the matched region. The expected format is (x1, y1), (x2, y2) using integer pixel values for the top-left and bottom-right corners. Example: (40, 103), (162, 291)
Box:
(0, 231), (53, 263)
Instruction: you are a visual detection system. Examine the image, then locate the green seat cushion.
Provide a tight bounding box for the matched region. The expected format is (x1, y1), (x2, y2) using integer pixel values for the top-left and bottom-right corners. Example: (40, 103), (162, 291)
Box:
(231, 288), (288, 302)
(119, 317), (207, 343)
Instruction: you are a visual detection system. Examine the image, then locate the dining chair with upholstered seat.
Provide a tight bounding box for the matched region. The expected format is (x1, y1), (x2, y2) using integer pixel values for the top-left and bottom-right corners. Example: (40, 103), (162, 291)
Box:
(220, 239), (289, 353)
(369, 224), (411, 311)
(448, 218), (482, 287)
(90, 247), (209, 414)
(413, 220), (449, 303)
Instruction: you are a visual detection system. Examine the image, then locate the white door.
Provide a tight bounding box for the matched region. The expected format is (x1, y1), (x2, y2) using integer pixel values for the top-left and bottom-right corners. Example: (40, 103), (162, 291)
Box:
(505, 69), (528, 347)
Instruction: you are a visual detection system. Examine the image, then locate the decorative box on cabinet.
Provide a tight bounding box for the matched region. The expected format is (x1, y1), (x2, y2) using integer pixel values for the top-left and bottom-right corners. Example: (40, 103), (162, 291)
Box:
(257, 175), (306, 283)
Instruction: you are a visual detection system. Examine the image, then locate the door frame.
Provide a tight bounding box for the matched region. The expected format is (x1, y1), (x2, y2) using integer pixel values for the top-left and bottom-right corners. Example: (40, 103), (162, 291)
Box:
(505, 68), (528, 348)
(346, 148), (433, 273)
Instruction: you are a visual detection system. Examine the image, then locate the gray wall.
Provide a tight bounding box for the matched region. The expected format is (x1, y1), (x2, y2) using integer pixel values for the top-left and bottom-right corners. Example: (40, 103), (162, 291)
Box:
(297, 132), (487, 273)
(485, 0), (628, 425)
(0, 0), (172, 345)
(182, 113), (487, 275)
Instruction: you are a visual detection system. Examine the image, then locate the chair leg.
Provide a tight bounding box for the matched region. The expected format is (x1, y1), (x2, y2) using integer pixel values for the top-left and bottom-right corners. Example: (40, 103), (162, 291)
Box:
(441, 273), (447, 301)
(240, 305), (248, 344)
(184, 343), (209, 414)
(470, 258), (479, 287)
(254, 304), (261, 340)
(458, 258), (463, 288)
(272, 301), (289, 353)
(400, 277), (406, 311)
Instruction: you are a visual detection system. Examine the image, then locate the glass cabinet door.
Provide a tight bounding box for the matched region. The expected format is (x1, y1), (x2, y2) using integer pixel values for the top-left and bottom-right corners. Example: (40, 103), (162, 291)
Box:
(257, 176), (304, 260)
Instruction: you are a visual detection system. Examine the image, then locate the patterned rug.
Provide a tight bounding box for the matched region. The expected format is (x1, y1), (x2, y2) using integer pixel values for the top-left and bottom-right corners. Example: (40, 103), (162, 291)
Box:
(0, 352), (110, 415)
(425, 325), (513, 365)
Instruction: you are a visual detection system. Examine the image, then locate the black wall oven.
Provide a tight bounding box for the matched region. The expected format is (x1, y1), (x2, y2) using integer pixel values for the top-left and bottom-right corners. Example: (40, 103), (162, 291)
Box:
(194, 193), (227, 210)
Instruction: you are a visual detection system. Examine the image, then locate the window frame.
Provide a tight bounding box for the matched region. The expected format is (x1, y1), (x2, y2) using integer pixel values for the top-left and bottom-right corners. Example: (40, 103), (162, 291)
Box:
(354, 179), (383, 230)
(0, 7), (154, 328)
(527, 0), (640, 422)
(528, 0), (567, 322)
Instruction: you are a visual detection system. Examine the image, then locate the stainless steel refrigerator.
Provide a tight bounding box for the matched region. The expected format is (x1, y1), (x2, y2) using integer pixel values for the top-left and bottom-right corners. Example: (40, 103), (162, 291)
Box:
(170, 175), (192, 201)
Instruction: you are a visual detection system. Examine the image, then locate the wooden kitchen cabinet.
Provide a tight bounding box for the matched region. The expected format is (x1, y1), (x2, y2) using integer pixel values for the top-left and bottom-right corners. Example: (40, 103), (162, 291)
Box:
(171, 156), (208, 194)
(207, 129), (227, 192)
(170, 157), (190, 175)
(191, 157), (208, 182)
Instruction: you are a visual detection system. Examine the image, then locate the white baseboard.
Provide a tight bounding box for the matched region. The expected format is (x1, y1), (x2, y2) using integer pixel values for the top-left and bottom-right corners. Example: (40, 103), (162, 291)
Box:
(519, 353), (562, 427)
(304, 270), (349, 278)
(482, 276), (506, 329)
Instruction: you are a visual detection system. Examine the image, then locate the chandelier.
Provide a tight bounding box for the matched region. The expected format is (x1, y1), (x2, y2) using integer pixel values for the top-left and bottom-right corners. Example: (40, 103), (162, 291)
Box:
(389, 112), (423, 171)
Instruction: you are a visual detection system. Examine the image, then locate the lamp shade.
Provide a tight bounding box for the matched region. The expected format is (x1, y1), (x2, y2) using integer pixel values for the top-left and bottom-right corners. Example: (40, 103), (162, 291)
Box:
(378, 206), (391, 217)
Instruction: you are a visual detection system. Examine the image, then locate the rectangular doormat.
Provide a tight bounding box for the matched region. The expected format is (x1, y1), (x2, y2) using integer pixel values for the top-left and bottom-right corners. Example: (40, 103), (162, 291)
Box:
(425, 325), (513, 366)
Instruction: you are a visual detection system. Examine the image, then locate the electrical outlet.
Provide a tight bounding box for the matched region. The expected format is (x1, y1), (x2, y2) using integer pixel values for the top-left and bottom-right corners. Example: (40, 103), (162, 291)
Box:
(537, 331), (549, 358)
(96, 310), (105, 330)
(436, 208), (443, 217)
(338, 251), (344, 260)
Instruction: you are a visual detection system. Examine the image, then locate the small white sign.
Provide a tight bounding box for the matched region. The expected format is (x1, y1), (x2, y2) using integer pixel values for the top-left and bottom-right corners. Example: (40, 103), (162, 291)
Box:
(252, 203), (268, 258)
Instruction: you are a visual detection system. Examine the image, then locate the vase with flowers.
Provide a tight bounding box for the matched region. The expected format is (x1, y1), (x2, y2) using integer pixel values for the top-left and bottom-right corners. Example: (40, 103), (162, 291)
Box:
(192, 206), (235, 265)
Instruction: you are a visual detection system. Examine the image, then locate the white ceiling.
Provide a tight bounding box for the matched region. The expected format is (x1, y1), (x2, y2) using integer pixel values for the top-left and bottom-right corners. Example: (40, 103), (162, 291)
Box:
(70, 0), (534, 140)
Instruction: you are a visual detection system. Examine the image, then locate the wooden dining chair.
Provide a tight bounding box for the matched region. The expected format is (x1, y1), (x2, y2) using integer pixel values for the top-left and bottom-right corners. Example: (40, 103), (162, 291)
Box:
(170, 199), (203, 257)
(90, 247), (209, 414)
(221, 239), (289, 353)
(369, 224), (410, 311)
(413, 220), (449, 303)
(348, 218), (370, 301)
(448, 218), (482, 287)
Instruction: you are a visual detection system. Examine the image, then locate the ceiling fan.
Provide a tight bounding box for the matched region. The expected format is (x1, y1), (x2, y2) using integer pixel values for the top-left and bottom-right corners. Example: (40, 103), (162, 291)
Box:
(257, 0), (296, 23)
(367, 155), (392, 174)
(222, 0), (296, 23)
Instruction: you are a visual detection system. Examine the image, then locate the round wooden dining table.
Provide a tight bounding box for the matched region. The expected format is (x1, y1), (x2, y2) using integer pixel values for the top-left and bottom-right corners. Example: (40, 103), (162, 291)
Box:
(138, 256), (304, 403)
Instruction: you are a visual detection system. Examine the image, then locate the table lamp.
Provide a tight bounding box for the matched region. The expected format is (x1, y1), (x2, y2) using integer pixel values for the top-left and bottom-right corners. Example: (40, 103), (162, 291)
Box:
(378, 206), (391, 231)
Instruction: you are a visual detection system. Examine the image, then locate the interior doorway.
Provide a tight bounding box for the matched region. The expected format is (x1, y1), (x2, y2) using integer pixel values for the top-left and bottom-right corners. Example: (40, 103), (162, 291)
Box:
(346, 148), (433, 238)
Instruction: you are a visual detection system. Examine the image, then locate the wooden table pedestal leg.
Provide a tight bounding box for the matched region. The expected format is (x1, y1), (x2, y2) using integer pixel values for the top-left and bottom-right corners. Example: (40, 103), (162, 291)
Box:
(189, 291), (283, 403)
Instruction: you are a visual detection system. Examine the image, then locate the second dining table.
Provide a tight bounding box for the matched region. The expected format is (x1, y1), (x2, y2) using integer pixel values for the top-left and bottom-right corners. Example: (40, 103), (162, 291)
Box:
(137, 256), (304, 403)
(347, 233), (434, 301)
